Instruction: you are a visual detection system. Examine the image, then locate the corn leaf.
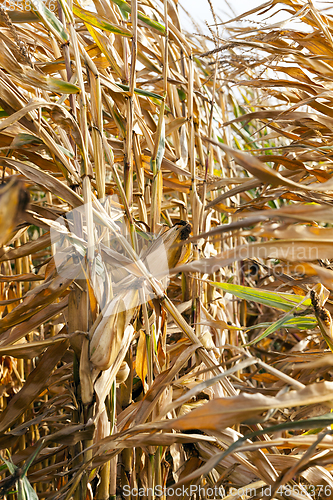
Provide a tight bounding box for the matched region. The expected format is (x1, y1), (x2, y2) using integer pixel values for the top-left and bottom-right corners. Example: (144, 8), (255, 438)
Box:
(209, 282), (311, 312)
(73, 4), (132, 37)
(30, 0), (69, 42)
(109, 0), (165, 32)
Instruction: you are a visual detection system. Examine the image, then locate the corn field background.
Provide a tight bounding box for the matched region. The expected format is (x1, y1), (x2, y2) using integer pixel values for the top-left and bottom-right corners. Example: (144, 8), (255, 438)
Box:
(3, 0), (333, 499)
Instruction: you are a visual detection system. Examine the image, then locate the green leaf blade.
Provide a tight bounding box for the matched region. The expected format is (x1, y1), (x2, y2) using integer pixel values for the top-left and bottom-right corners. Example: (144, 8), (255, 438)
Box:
(30, 0), (69, 42)
(72, 4), (132, 37)
(210, 282), (311, 312)
(109, 0), (165, 32)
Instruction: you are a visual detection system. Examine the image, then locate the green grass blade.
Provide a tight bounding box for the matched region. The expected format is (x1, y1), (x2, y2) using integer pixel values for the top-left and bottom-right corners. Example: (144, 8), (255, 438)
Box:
(246, 316), (317, 331)
(30, 0), (69, 43)
(245, 312), (294, 346)
(46, 77), (80, 94)
(22, 440), (45, 477)
(110, 0), (129, 18)
(73, 4), (132, 37)
(109, 0), (165, 32)
(209, 282), (311, 312)
(0, 452), (16, 475)
(20, 477), (39, 500)
(116, 83), (163, 100)
(137, 11), (165, 33)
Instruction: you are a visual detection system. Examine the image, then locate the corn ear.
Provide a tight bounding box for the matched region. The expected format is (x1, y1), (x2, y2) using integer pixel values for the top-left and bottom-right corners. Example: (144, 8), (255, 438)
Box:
(0, 177), (29, 246)
(144, 220), (192, 270)
(116, 361), (130, 385)
(80, 336), (94, 404)
(89, 290), (138, 371)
